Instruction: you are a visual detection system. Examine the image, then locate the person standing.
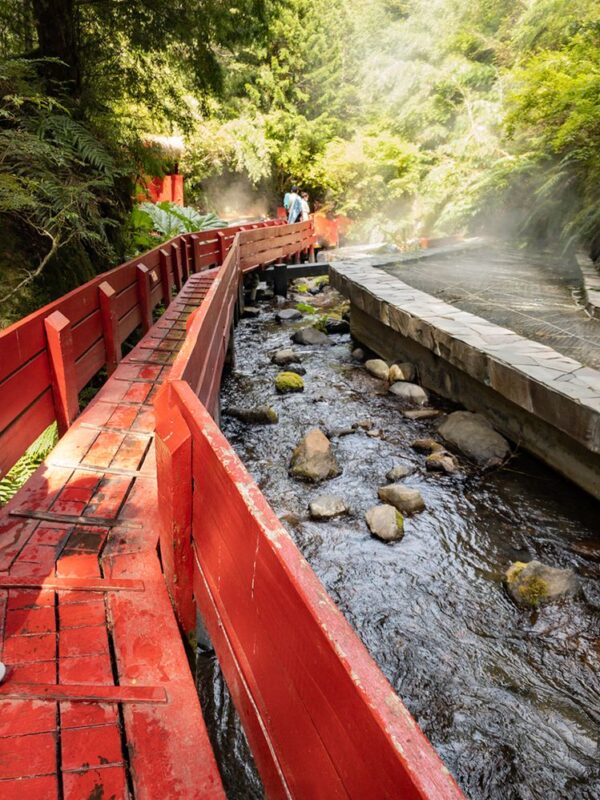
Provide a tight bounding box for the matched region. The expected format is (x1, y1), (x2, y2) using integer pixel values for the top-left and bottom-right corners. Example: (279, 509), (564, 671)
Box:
(286, 186), (302, 224)
(300, 191), (310, 222)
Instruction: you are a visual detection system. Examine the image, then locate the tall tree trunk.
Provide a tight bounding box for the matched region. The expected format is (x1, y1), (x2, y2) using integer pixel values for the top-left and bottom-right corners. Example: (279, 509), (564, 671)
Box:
(32, 0), (79, 94)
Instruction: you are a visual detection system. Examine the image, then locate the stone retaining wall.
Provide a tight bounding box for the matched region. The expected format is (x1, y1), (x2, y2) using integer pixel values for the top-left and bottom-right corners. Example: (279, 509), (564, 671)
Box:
(330, 261), (600, 500)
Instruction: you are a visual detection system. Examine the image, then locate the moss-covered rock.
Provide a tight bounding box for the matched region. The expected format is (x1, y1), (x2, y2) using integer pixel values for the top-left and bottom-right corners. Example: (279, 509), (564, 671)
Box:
(275, 371), (304, 393)
(296, 302), (317, 314)
(505, 560), (578, 608)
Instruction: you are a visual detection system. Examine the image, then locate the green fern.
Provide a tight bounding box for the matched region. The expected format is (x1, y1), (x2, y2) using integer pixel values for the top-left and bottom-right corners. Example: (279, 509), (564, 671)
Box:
(0, 423), (58, 506)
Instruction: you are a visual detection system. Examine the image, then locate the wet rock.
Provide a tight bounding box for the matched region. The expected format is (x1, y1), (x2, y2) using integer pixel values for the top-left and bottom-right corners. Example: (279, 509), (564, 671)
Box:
(389, 362), (415, 383)
(327, 425), (355, 438)
(242, 306), (261, 318)
(386, 464), (412, 481)
(325, 318), (350, 334)
(275, 371), (304, 393)
(505, 560), (579, 608)
(292, 327), (331, 346)
(280, 512), (302, 529)
(365, 359), (389, 381)
(426, 451), (458, 474)
(309, 494), (348, 520)
(290, 428), (341, 482)
(378, 483), (425, 515)
(352, 419), (373, 431)
(309, 285), (321, 295)
(388, 381), (428, 405)
(365, 504), (404, 542)
(438, 411), (510, 467)
(351, 347), (365, 361)
(277, 308), (302, 323)
(403, 408), (441, 420)
(571, 538), (600, 563)
(271, 348), (301, 366)
(224, 405), (278, 424)
(411, 438), (444, 454)
(274, 295), (286, 307)
(366, 429), (383, 438)
(286, 365), (306, 376)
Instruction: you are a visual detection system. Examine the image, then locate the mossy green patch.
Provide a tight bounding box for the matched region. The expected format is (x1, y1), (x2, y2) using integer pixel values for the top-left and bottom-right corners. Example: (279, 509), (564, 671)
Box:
(275, 371), (305, 393)
(313, 275), (329, 287)
(395, 511), (404, 531)
(296, 302), (317, 314)
(295, 283), (309, 293)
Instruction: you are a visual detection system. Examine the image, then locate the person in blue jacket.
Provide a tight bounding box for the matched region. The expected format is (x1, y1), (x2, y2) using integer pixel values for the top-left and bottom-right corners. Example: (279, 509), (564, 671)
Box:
(286, 186), (302, 224)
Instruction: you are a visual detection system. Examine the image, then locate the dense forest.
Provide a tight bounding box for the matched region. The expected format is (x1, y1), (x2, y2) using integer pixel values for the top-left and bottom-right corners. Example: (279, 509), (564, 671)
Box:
(0, 0), (599, 324)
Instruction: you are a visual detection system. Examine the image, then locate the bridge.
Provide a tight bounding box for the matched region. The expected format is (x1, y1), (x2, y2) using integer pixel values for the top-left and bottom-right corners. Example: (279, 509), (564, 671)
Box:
(0, 220), (462, 798)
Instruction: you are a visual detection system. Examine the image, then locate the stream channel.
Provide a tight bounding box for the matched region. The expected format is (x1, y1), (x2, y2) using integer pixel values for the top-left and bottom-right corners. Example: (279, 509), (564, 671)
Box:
(195, 280), (600, 800)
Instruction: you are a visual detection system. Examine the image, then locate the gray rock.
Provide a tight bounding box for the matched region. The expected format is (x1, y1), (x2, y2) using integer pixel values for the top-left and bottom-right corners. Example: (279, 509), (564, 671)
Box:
(366, 429), (383, 438)
(287, 365), (307, 376)
(426, 451), (458, 474)
(274, 295), (286, 307)
(365, 359), (389, 381)
(325, 318), (350, 334)
(277, 308), (302, 323)
(271, 348), (301, 366)
(411, 438), (444, 454)
(290, 428), (341, 482)
(351, 348), (365, 361)
(505, 560), (579, 607)
(292, 327), (331, 346)
(309, 495), (348, 520)
(438, 411), (510, 467)
(352, 419), (373, 431)
(242, 306), (261, 318)
(224, 405), (278, 424)
(386, 464), (412, 481)
(388, 381), (428, 405)
(309, 286), (321, 295)
(378, 483), (425, 515)
(365, 505), (404, 542)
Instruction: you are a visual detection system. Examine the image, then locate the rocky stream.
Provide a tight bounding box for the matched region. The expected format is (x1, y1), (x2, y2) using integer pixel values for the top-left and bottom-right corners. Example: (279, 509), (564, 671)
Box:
(196, 278), (600, 800)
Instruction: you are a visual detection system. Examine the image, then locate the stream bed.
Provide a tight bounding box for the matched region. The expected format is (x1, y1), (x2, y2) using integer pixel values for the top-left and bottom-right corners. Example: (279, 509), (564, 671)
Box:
(196, 285), (600, 800)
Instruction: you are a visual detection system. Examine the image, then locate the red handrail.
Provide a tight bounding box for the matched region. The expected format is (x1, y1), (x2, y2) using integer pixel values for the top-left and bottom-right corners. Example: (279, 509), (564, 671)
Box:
(0, 218), (289, 478)
(154, 223), (463, 799)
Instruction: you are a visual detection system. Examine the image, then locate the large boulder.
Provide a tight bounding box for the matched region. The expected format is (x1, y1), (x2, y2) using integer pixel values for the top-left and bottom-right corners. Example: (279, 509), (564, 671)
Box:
(365, 359), (389, 381)
(292, 327), (331, 346)
(275, 372), (304, 393)
(290, 428), (341, 482)
(505, 560), (578, 608)
(271, 348), (301, 366)
(388, 382), (428, 406)
(277, 308), (302, 323)
(309, 495), (348, 520)
(438, 411), (510, 467)
(378, 483), (425, 515)
(224, 405), (278, 425)
(365, 505), (404, 542)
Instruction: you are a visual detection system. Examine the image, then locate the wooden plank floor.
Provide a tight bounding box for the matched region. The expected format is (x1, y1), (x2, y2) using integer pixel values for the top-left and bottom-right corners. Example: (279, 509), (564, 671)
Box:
(0, 271), (226, 800)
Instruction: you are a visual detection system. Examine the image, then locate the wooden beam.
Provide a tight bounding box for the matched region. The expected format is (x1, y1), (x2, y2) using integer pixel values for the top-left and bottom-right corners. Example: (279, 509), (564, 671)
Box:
(159, 248), (173, 306)
(44, 310), (79, 436)
(136, 263), (153, 333)
(98, 281), (121, 374)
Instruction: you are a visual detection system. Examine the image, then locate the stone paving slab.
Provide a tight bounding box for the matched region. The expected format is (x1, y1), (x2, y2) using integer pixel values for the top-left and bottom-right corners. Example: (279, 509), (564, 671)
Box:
(330, 260), (600, 458)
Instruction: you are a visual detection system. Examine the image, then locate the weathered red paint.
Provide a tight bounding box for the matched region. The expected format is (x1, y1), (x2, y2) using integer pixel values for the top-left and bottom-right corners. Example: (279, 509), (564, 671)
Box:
(44, 310), (79, 436)
(98, 280), (121, 374)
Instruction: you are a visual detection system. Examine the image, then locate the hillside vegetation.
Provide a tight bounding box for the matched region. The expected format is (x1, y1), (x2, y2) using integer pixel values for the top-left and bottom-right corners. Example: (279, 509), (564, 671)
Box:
(0, 0), (599, 322)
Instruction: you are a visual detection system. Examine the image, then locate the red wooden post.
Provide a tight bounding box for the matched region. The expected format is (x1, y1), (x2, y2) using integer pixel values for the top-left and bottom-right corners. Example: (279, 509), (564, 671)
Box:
(159, 248), (172, 306)
(98, 281), (121, 374)
(171, 243), (182, 291)
(217, 231), (227, 265)
(179, 238), (190, 283)
(189, 235), (198, 274)
(154, 386), (195, 635)
(44, 310), (79, 436)
(136, 263), (153, 333)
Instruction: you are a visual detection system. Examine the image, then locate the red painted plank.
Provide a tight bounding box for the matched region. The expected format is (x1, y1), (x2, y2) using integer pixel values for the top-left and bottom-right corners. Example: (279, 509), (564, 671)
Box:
(0, 774), (58, 800)
(0, 731), (56, 779)
(0, 699), (57, 737)
(61, 723), (123, 770)
(62, 766), (128, 800)
(0, 388), (55, 479)
(0, 350), (51, 436)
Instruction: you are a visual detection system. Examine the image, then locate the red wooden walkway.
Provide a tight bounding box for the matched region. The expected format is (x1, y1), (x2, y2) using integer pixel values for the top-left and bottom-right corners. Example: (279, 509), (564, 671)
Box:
(0, 271), (224, 799)
(0, 219), (463, 799)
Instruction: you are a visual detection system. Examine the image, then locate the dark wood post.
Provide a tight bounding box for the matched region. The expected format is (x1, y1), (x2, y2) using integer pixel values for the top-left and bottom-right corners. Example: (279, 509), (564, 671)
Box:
(154, 388), (195, 635)
(189, 235), (198, 274)
(171, 243), (182, 291)
(44, 310), (79, 436)
(217, 231), (227, 265)
(136, 263), (152, 333)
(98, 281), (121, 374)
(273, 262), (288, 298)
(180, 238), (190, 283)
(159, 248), (172, 306)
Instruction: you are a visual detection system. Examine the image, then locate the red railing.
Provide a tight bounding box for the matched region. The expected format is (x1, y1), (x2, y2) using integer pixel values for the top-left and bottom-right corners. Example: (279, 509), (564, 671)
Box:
(154, 223), (463, 799)
(0, 218), (286, 478)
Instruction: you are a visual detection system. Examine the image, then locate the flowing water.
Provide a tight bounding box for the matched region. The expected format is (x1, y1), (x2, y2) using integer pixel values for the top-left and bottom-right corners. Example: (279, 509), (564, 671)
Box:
(196, 288), (600, 800)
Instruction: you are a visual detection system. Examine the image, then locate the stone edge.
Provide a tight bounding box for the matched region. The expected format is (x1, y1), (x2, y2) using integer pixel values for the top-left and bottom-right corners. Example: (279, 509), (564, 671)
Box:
(576, 252), (600, 319)
(330, 260), (600, 454)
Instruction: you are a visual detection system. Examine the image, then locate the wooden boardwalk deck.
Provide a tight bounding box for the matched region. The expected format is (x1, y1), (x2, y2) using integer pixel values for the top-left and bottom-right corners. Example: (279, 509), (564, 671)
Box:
(0, 271), (225, 800)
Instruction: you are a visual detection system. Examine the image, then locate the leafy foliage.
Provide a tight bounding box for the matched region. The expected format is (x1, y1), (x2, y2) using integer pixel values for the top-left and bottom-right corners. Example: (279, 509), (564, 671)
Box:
(0, 423), (58, 506)
(124, 202), (225, 256)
